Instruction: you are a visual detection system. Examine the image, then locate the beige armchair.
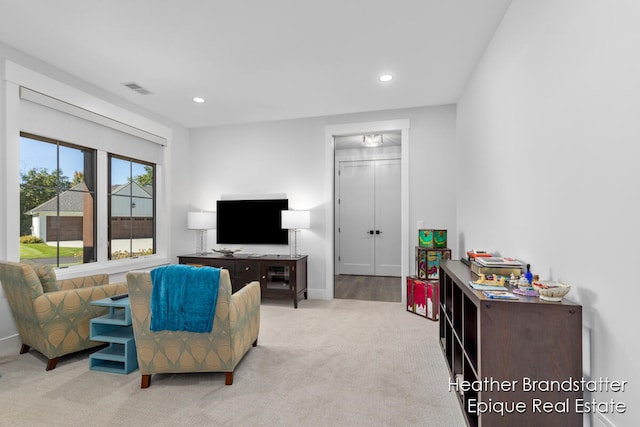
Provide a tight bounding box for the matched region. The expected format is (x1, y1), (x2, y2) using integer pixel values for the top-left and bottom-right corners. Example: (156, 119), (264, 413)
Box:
(0, 261), (127, 370)
(126, 268), (260, 388)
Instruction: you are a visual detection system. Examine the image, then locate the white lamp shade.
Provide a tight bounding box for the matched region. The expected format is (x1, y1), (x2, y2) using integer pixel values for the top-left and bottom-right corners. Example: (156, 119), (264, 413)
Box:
(187, 211), (216, 230)
(281, 210), (310, 230)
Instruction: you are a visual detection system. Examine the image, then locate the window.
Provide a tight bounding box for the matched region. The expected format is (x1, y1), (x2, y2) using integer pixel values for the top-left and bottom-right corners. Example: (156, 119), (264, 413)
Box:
(108, 155), (155, 259)
(16, 82), (166, 270)
(19, 133), (96, 267)
(19, 133), (157, 266)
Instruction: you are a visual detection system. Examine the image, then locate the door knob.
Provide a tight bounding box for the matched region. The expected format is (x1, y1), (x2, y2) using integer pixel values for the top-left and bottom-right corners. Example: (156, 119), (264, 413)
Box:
(368, 230), (374, 235)
(375, 230), (381, 235)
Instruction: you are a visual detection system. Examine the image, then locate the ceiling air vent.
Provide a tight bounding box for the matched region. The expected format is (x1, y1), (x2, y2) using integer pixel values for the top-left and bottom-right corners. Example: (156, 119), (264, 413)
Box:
(121, 82), (153, 95)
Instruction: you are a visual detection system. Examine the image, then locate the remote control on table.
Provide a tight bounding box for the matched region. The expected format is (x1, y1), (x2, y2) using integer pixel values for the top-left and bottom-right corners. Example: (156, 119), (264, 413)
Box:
(110, 293), (128, 301)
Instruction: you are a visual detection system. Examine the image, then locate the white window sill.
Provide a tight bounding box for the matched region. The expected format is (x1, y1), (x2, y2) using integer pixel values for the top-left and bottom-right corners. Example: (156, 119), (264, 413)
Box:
(54, 255), (171, 281)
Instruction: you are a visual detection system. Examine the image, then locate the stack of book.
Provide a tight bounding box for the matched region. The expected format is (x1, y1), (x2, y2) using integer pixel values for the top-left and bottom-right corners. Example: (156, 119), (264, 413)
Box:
(470, 256), (524, 277)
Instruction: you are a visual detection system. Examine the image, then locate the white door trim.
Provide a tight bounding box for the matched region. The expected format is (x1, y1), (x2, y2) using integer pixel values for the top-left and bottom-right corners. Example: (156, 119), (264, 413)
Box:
(323, 119), (410, 303)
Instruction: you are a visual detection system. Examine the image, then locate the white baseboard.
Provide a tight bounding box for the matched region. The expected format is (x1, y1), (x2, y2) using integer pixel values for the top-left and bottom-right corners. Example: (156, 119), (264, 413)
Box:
(0, 333), (21, 357)
(307, 289), (327, 300)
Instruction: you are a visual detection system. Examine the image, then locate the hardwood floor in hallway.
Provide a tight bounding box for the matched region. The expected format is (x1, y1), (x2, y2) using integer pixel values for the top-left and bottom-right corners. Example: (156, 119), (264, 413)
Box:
(334, 274), (401, 303)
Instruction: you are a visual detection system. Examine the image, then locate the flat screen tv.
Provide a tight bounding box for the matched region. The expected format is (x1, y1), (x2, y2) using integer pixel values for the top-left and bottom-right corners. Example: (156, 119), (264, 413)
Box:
(216, 199), (288, 245)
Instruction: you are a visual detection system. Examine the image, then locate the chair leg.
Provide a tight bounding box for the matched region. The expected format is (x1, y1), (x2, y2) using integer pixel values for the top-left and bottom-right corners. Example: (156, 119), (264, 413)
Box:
(252, 338), (258, 347)
(225, 372), (233, 385)
(141, 375), (151, 388)
(19, 344), (30, 354)
(46, 358), (59, 371)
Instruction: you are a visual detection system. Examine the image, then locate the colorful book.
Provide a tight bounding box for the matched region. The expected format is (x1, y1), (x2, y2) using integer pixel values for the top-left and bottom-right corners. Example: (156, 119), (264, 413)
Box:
(468, 281), (508, 291)
(513, 288), (539, 297)
(482, 290), (519, 300)
(475, 257), (523, 267)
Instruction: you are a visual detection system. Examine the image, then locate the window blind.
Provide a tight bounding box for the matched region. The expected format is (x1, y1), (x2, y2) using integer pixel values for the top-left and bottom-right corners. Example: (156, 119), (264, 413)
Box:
(19, 87), (164, 164)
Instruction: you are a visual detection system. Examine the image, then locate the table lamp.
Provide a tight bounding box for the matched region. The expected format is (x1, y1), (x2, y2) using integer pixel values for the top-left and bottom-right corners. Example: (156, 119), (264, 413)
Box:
(187, 211), (216, 255)
(281, 210), (310, 258)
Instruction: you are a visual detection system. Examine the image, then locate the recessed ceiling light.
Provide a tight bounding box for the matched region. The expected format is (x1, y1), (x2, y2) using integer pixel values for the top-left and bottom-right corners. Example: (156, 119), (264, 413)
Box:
(378, 74), (394, 82)
(193, 97), (206, 103)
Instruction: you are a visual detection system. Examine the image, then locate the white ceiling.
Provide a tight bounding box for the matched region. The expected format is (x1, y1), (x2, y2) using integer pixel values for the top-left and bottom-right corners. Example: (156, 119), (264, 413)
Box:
(0, 0), (512, 129)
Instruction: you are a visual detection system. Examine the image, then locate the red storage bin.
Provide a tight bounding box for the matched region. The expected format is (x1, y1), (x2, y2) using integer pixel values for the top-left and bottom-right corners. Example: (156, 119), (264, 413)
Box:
(406, 276), (439, 321)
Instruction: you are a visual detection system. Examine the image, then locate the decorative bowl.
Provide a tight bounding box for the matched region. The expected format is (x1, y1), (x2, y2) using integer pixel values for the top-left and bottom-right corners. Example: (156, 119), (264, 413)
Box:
(532, 281), (571, 302)
(212, 248), (242, 257)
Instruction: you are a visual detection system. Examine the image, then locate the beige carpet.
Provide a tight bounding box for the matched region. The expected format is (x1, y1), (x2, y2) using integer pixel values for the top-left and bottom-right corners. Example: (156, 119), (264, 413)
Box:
(0, 298), (465, 427)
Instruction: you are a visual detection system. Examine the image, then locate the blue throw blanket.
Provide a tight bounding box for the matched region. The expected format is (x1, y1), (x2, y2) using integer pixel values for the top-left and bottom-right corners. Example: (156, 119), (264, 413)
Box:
(150, 264), (220, 333)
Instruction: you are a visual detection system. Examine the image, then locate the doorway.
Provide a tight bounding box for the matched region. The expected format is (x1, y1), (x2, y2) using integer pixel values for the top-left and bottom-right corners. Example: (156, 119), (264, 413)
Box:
(337, 159), (401, 276)
(323, 119), (410, 303)
(333, 132), (402, 302)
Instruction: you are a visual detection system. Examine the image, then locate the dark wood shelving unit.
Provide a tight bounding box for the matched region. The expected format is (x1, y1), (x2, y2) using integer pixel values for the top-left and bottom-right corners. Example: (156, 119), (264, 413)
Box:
(178, 253), (307, 308)
(439, 260), (583, 427)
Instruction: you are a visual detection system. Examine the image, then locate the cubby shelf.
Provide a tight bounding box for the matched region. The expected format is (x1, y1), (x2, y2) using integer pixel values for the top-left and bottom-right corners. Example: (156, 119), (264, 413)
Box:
(439, 260), (583, 427)
(89, 297), (138, 374)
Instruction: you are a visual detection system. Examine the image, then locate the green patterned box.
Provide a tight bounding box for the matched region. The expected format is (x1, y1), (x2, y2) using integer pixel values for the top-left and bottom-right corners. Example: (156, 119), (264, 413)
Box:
(433, 229), (447, 248)
(418, 229), (447, 248)
(418, 229), (434, 248)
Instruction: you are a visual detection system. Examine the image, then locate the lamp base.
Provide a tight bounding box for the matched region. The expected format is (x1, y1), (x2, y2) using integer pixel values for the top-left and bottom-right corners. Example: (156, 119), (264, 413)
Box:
(289, 229), (300, 258)
(195, 229), (209, 255)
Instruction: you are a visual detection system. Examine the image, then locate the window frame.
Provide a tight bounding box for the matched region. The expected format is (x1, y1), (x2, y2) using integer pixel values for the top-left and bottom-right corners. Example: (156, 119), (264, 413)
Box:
(107, 153), (157, 260)
(19, 132), (98, 267)
(18, 132), (160, 271)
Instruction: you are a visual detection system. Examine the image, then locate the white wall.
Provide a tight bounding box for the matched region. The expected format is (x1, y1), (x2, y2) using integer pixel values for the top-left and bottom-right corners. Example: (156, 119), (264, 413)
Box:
(189, 117), (330, 298)
(457, 1), (639, 426)
(188, 105), (457, 300)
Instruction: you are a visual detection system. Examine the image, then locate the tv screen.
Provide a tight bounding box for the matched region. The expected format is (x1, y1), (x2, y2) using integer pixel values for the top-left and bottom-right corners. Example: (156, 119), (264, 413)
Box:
(216, 199), (289, 245)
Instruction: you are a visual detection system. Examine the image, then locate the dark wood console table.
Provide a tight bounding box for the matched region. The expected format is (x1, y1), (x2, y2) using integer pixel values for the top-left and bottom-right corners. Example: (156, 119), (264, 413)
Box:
(178, 253), (308, 308)
(439, 260), (582, 427)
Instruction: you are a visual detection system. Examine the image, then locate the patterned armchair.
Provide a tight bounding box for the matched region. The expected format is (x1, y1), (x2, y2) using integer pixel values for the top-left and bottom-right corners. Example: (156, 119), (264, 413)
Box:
(126, 269), (260, 388)
(0, 261), (127, 370)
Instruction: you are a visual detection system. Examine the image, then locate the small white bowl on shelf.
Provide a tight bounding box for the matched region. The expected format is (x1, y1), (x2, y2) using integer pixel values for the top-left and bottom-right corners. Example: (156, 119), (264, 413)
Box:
(532, 281), (571, 302)
(517, 281), (534, 291)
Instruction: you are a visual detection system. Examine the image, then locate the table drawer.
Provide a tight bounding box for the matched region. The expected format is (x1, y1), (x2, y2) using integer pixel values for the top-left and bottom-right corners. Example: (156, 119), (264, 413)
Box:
(234, 260), (261, 285)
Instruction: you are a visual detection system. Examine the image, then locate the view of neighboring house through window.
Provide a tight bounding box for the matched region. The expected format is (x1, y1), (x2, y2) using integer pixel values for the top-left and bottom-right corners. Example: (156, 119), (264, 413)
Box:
(19, 133), (96, 267)
(108, 155), (155, 259)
